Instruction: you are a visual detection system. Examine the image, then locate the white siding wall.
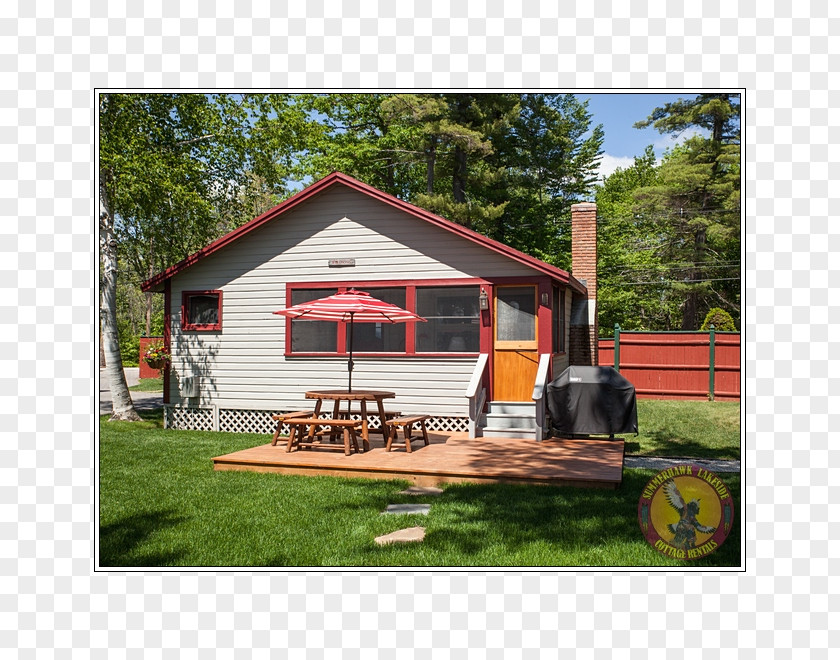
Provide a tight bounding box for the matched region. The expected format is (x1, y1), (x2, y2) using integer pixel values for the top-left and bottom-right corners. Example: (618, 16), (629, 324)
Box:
(168, 186), (538, 417)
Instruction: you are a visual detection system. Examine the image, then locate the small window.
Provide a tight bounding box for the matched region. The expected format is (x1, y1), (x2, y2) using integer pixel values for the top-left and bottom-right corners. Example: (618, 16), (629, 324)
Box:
(495, 285), (536, 347)
(182, 290), (222, 331)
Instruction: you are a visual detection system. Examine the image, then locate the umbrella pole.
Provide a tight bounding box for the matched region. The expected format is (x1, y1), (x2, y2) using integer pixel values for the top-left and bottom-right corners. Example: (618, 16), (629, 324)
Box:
(347, 313), (354, 394)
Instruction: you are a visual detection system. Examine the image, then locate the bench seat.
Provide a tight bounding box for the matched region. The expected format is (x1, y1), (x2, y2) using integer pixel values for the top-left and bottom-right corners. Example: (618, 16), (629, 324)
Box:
(385, 415), (430, 453)
(270, 411), (313, 446)
(284, 417), (363, 455)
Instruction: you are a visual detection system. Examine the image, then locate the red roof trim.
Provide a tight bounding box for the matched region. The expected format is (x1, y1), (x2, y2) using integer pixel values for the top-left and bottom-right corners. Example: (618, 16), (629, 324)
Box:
(141, 171), (586, 294)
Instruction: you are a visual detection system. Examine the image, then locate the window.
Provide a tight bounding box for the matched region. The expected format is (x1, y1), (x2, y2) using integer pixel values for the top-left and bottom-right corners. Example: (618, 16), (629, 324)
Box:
(415, 286), (480, 353)
(495, 285), (536, 347)
(347, 287), (406, 353)
(552, 286), (565, 354)
(285, 283), (484, 356)
(290, 288), (338, 352)
(182, 291), (222, 331)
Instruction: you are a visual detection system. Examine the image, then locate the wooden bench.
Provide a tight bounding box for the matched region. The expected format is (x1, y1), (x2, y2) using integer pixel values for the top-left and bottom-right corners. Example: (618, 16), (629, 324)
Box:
(270, 411), (313, 446)
(284, 418), (363, 455)
(385, 415), (430, 453)
(336, 409), (402, 440)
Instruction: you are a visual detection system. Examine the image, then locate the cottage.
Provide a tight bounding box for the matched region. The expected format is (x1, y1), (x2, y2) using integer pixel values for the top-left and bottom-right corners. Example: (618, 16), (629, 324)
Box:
(141, 172), (598, 439)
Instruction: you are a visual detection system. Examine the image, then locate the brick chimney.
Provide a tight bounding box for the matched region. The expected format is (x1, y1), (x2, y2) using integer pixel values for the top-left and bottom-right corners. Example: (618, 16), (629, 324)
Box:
(570, 202), (598, 365)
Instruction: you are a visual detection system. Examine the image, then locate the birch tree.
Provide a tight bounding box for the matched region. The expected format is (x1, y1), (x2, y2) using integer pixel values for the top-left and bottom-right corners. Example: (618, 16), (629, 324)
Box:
(98, 93), (298, 420)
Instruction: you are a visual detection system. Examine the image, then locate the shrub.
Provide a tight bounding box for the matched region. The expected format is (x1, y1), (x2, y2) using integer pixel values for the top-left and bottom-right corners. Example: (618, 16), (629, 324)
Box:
(700, 307), (737, 332)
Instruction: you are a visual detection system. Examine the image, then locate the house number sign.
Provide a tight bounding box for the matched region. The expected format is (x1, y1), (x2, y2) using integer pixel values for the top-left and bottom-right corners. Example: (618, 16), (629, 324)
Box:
(328, 258), (356, 267)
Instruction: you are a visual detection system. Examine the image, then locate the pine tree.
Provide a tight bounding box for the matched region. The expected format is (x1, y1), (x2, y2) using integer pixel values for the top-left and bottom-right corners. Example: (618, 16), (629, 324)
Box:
(595, 147), (680, 330)
(633, 94), (741, 329)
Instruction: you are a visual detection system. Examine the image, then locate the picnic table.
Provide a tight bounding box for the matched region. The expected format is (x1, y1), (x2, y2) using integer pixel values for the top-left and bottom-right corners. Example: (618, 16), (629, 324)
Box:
(304, 390), (396, 452)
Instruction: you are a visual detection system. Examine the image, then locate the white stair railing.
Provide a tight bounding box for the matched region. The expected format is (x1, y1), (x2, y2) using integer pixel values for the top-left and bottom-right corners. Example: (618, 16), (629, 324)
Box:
(465, 353), (489, 438)
(531, 354), (552, 441)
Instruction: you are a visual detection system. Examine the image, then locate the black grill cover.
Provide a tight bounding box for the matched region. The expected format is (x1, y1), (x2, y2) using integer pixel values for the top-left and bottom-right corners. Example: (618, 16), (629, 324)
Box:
(546, 366), (638, 436)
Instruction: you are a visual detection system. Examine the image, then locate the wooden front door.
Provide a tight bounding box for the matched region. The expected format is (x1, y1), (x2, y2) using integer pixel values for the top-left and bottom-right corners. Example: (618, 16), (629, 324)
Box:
(492, 284), (539, 401)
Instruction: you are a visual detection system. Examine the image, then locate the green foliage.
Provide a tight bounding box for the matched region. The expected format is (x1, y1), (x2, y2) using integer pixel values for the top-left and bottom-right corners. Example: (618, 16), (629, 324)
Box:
(118, 322), (140, 367)
(99, 93), (308, 362)
(595, 147), (682, 329)
(631, 94), (741, 330)
(700, 307), (737, 332)
(595, 94), (741, 331)
(99, 93), (301, 276)
(493, 94), (604, 268)
(292, 93), (603, 254)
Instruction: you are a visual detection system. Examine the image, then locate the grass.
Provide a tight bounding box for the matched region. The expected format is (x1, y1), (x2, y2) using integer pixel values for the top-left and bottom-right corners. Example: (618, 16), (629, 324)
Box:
(99, 403), (741, 568)
(629, 399), (740, 459)
(129, 377), (163, 392)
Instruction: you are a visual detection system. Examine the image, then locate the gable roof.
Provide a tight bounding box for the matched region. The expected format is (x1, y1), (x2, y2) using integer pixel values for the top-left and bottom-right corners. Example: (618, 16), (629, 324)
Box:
(141, 171), (587, 294)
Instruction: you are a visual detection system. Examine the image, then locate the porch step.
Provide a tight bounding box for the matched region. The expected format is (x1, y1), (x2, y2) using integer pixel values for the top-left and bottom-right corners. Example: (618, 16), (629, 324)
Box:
(486, 401), (536, 415)
(482, 412), (538, 430)
(481, 425), (541, 439)
(481, 400), (541, 439)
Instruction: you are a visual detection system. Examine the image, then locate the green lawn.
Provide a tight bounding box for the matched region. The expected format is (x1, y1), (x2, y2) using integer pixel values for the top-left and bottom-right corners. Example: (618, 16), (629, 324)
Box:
(129, 377), (163, 392)
(99, 402), (741, 568)
(629, 399), (740, 459)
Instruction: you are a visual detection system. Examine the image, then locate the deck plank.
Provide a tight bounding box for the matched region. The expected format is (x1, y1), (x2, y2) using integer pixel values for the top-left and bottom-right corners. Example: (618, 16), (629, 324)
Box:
(213, 432), (625, 489)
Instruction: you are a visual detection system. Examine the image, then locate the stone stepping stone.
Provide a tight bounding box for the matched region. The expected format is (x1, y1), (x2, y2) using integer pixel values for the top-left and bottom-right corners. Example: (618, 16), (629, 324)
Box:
(399, 486), (443, 496)
(375, 526), (426, 546)
(382, 503), (431, 515)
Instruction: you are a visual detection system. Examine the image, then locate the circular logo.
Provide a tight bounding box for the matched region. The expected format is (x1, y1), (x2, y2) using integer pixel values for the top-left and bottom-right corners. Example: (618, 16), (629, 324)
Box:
(638, 465), (734, 560)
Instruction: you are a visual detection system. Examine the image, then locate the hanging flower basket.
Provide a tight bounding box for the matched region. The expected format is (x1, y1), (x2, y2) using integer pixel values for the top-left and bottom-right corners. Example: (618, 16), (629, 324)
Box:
(143, 342), (171, 371)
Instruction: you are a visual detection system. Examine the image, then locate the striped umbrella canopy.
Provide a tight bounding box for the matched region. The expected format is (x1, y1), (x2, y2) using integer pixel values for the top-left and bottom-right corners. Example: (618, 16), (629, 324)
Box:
(274, 289), (425, 392)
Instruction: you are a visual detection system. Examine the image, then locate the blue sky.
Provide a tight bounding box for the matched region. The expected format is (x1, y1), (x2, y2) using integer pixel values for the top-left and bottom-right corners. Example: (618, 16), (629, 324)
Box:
(574, 92), (709, 180)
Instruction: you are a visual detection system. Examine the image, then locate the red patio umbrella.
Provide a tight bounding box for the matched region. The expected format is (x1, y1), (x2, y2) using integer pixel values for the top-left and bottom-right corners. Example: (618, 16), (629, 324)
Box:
(274, 289), (426, 392)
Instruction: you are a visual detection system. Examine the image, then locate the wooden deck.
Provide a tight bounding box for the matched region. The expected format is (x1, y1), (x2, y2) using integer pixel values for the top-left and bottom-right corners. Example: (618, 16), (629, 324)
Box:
(212, 432), (625, 489)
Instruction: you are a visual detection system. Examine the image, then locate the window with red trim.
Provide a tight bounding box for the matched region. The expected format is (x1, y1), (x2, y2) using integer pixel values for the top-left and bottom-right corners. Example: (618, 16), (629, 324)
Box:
(285, 283), (482, 356)
(182, 290), (222, 331)
(415, 286), (480, 352)
(289, 288), (338, 352)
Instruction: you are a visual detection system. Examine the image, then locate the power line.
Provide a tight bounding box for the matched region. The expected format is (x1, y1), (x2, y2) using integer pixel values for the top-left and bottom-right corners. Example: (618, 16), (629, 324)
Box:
(610, 277), (741, 286)
(600, 262), (741, 273)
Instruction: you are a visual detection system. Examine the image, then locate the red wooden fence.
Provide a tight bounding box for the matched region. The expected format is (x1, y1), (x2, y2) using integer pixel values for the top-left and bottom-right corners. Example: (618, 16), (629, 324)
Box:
(597, 330), (740, 401)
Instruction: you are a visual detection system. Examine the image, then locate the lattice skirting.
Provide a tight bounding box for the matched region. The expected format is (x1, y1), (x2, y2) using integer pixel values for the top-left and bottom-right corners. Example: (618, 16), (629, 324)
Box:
(164, 405), (216, 431)
(163, 405), (470, 434)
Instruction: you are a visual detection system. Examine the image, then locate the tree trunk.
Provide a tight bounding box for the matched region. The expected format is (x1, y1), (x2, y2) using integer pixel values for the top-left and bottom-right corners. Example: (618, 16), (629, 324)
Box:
(681, 290), (697, 331)
(100, 210), (142, 421)
(426, 137), (436, 194)
(453, 145), (467, 204)
(144, 291), (153, 337)
(145, 249), (154, 336)
(681, 225), (707, 330)
(99, 326), (106, 368)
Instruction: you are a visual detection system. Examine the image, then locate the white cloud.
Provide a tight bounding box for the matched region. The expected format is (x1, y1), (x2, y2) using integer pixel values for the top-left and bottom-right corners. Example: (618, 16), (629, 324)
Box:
(652, 126), (709, 151)
(595, 126), (713, 183)
(596, 154), (635, 180)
